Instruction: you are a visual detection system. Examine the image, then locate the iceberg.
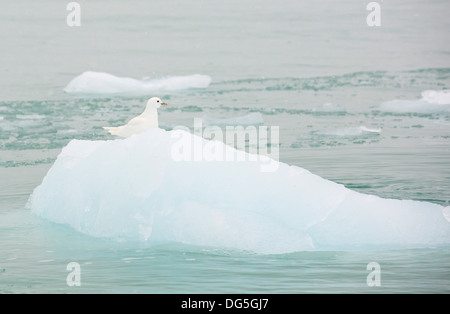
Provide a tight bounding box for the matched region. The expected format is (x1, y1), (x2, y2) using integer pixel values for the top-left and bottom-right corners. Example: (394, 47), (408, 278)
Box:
(64, 71), (212, 94)
(27, 128), (450, 254)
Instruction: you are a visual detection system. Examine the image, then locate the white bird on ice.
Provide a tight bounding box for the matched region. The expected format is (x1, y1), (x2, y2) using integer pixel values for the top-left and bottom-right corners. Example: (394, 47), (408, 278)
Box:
(103, 97), (168, 137)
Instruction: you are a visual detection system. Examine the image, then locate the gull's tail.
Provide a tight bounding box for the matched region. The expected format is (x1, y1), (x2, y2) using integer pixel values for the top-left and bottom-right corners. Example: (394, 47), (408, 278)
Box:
(103, 126), (119, 135)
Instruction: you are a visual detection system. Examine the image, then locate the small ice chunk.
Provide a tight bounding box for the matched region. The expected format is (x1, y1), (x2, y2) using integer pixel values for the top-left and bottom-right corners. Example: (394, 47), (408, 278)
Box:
(312, 103), (347, 113)
(316, 126), (381, 138)
(421, 90), (450, 105)
(202, 112), (264, 126)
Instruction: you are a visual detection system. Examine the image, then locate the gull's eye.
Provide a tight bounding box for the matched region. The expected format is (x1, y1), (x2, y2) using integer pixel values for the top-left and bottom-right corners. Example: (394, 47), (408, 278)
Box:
(157, 100), (160, 103)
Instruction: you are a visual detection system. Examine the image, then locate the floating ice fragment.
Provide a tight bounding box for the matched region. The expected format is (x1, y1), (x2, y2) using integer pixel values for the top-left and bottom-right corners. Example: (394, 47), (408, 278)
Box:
(312, 103), (347, 114)
(421, 90), (450, 105)
(377, 90), (450, 113)
(64, 71), (212, 94)
(202, 112), (264, 126)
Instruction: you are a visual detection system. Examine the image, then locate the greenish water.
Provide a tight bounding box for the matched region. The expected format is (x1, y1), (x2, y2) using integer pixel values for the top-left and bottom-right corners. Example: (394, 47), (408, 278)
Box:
(1, 0), (450, 293)
(1, 209), (449, 293)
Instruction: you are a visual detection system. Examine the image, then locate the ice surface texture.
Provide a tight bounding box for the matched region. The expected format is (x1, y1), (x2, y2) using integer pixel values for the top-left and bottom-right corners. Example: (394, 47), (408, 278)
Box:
(64, 71), (212, 94)
(28, 128), (450, 253)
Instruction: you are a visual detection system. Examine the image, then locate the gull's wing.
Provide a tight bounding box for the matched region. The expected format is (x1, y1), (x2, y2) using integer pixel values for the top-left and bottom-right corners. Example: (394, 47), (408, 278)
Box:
(123, 115), (147, 128)
(103, 111), (157, 137)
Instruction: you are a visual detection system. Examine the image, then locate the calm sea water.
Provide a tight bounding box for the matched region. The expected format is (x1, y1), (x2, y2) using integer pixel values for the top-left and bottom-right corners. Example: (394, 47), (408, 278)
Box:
(1, 0), (450, 293)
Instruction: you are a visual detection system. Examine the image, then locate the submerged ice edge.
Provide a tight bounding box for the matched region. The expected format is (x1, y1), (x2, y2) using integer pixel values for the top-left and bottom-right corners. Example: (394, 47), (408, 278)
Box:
(64, 71), (212, 94)
(27, 128), (450, 254)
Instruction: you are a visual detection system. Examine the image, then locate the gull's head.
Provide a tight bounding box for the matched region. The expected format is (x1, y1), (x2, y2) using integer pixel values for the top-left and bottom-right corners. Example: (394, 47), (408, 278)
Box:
(146, 97), (168, 109)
